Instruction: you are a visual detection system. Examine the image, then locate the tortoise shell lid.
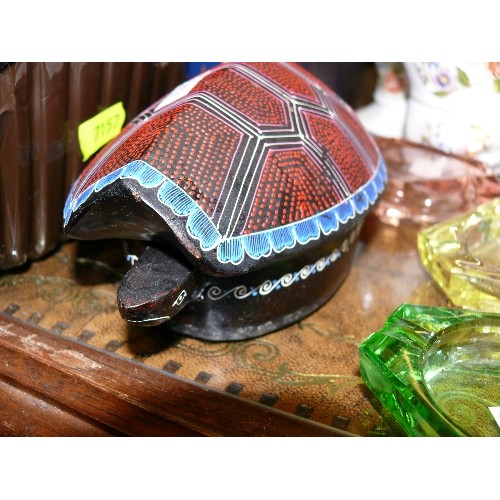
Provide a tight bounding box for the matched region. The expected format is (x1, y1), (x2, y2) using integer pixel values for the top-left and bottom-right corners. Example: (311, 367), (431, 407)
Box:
(64, 62), (387, 276)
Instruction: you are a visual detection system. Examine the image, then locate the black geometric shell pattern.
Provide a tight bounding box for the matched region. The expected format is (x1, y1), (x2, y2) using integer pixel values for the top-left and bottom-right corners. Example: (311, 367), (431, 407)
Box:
(64, 62), (386, 274)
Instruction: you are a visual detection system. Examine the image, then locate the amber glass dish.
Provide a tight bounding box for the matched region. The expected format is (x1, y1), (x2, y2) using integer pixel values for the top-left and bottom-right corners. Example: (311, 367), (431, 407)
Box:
(418, 197), (500, 313)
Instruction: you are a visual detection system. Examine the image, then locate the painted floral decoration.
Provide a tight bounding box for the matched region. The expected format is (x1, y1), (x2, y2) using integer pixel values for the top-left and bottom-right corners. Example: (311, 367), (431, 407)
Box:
(415, 63), (472, 97)
(377, 62), (407, 94)
(488, 62), (500, 92)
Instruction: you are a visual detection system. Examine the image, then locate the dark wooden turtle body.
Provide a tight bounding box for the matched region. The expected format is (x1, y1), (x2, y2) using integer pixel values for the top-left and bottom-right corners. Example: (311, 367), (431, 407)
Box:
(64, 62), (386, 340)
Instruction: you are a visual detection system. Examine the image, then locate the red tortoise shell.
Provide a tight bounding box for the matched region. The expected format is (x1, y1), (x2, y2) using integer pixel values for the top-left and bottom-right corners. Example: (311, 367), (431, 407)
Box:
(64, 62), (386, 274)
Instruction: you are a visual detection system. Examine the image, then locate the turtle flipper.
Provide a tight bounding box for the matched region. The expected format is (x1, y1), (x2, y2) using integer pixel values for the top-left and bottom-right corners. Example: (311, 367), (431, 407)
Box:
(117, 244), (204, 326)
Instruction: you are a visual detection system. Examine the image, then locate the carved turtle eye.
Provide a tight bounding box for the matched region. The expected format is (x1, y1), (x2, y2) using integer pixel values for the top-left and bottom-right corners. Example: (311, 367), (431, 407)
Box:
(63, 63), (386, 341)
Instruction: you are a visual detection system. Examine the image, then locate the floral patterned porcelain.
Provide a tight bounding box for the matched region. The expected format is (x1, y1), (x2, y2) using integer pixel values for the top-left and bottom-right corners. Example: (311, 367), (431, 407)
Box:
(356, 62), (408, 139)
(357, 62), (500, 170)
(404, 62), (500, 166)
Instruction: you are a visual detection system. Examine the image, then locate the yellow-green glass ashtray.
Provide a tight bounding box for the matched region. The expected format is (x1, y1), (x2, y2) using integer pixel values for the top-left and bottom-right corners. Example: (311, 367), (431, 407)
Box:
(418, 197), (500, 312)
(359, 304), (500, 436)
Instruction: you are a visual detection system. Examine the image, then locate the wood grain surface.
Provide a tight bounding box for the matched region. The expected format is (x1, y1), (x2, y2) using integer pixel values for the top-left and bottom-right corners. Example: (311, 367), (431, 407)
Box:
(0, 213), (450, 436)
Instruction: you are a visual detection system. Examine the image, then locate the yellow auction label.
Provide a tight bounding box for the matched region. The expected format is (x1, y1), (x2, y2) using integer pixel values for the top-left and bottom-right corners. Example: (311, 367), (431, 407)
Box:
(78, 102), (126, 161)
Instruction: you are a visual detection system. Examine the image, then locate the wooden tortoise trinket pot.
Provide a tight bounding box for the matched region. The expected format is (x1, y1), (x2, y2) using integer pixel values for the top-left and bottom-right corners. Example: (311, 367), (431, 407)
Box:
(64, 62), (387, 341)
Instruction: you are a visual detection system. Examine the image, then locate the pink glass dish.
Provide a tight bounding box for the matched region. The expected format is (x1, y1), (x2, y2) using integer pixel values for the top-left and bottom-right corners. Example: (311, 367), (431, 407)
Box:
(373, 137), (500, 227)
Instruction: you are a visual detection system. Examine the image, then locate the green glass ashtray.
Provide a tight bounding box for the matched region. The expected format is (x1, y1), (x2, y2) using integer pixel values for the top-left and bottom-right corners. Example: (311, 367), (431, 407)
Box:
(359, 304), (500, 437)
(418, 197), (500, 313)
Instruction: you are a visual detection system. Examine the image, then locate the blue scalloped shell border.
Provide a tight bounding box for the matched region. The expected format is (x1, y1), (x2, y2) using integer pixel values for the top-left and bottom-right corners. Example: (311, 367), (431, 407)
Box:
(64, 159), (387, 265)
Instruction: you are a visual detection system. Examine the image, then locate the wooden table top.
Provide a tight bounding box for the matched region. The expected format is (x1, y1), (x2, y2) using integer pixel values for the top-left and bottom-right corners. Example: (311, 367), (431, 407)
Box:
(0, 213), (448, 436)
